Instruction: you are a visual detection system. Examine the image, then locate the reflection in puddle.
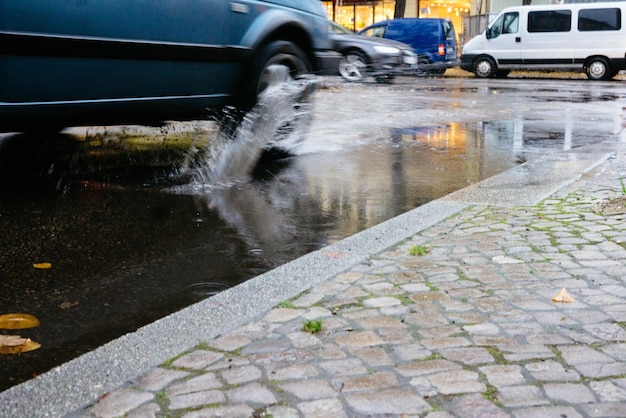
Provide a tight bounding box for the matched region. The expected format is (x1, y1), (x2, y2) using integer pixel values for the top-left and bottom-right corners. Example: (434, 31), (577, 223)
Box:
(396, 114), (623, 158)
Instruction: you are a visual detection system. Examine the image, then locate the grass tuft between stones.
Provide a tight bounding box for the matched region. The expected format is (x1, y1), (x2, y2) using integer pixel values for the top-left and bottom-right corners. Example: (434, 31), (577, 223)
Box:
(302, 319), (323, 334)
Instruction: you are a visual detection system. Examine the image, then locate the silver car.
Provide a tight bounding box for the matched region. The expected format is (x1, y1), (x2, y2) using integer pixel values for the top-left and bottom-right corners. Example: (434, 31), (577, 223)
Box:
(329, 21), (417, 83)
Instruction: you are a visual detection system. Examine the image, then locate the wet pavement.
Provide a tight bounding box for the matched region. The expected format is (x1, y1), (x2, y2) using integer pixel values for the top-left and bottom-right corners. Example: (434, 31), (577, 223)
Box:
(10, 74), (622, 391)
(3, 140), (626, 416)
(3, 74), (626, 416)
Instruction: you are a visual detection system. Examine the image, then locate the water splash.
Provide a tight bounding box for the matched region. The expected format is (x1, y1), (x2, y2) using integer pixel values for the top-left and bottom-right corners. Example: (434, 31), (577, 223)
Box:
(191, 72), (316, 187)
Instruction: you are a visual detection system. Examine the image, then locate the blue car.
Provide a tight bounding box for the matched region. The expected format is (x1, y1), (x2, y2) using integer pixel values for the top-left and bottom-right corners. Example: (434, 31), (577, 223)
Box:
(0, 0), (339, 133)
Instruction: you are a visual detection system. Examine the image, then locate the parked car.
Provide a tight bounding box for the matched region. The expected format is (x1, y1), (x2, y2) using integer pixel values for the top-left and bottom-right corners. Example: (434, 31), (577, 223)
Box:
(461, 3), (626, 80)
(0, 0), (341, 133)
(329, 21), (417, 82)
(359, 18), (458, 76)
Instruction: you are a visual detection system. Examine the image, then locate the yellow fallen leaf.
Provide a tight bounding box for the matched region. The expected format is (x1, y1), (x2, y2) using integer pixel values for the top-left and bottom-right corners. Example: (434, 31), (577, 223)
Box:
(0, 335), (41, 355)
(0, 313), (40, 330)
(552, 288), (575, 303)
(33, 262), (52, 269)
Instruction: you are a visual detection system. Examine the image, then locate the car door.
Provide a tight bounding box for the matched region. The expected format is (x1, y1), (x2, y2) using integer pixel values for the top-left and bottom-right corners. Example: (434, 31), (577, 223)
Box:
(1, 0), (253, 105)
(485, 11), (522, 68)
(523, 9), (574, 68)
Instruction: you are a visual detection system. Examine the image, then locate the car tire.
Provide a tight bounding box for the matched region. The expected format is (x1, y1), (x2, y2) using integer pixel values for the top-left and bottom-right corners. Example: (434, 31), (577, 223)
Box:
(415, 56), (430, 77)
(240, 40), (312, 109)
(586, 57), (611, 81)
(229, 40), (314, 155)
(474, 57), (496, 78)
(339, 51), (368, 82)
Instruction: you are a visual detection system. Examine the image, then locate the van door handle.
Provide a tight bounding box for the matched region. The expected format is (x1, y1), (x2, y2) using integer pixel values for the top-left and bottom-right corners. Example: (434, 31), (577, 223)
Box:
(516, 37), (521, 43)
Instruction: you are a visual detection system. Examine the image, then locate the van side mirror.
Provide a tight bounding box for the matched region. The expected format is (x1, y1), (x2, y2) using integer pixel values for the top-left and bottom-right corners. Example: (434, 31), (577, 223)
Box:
(486, 28), (492, 40)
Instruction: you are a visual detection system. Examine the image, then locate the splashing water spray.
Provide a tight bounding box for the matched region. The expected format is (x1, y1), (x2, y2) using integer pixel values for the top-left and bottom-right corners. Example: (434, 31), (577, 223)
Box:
(192, 65), (316, 188)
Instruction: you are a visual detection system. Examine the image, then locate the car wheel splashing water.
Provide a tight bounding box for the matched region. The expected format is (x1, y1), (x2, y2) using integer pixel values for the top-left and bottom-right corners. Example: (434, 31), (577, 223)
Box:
(192, 65), (316, 187)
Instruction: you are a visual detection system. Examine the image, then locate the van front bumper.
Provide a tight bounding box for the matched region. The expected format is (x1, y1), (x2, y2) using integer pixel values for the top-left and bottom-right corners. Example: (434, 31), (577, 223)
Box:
(460, 54), (476, 72)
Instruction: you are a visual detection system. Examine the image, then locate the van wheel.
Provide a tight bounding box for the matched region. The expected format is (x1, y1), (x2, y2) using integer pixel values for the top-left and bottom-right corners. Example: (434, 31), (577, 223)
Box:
(586, 57), (610, 81)
(474, 57), (496, 78)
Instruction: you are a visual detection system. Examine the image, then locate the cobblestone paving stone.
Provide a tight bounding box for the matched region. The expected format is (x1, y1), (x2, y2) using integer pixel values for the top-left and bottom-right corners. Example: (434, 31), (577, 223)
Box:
(81, 152), (626, 417)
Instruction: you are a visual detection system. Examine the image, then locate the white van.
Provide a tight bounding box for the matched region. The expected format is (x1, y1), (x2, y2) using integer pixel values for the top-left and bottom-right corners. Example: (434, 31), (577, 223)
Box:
(460, 2), (626, 80)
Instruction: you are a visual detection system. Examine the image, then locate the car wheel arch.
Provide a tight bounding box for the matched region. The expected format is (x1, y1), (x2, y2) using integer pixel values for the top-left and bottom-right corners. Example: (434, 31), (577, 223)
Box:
(341, 48), (370, 63)
(234, 39), (312, 109)
(240, 10), (316, 63)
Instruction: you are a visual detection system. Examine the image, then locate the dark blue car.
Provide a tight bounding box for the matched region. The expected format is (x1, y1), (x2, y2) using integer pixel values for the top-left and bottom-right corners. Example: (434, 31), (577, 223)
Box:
(0, 0), (339, 133)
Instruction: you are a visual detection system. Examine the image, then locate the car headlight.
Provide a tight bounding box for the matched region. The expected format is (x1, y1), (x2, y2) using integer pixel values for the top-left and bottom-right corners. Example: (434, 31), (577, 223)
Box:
(373, 45), (400, 54)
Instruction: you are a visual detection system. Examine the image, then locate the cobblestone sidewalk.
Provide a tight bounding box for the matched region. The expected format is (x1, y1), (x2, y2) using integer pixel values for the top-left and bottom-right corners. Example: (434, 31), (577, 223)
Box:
(82, 152), (626, 418)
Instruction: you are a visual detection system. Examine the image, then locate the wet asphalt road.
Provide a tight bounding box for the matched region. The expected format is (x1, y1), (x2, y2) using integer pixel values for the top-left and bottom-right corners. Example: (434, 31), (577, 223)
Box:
(1, 73), (625, 391)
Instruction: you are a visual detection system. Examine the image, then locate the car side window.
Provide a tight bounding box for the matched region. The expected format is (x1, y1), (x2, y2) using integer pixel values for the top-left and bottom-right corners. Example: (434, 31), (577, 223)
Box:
(502, 12), (519, 34)
(442, 20), (455, 40)
(578, 8), (621, 31)
(488, 12), (518, 39)
(362, 26), (386, 38)
(528, 10), (572, 33)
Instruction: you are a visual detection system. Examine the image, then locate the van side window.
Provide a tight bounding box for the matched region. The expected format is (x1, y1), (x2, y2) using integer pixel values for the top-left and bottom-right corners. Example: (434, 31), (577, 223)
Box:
(503, 12), (519, 34)
(487, 15), (503, 38)
(528, 10), (572, 33)
(578, 8), (621, 31)
(488, 12), (518, 39)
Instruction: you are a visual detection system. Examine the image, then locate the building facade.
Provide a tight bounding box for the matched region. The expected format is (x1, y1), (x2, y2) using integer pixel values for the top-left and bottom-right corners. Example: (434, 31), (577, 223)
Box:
(323, 0), (623, 49)
(322, 0), (471, 37)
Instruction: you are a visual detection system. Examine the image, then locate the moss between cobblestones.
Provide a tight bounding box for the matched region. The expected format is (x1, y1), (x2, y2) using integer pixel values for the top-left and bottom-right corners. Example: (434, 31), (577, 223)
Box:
(420, 352), (444, 361)
(550, 346), (563, 360)
(484, 346), (509, 365)
(394, 294), (414, 305)
(161, 352), (186, 368)
(482, 384), (502, 406)
(457, 269), (479, 282)
(276, 300), (296, 309)
(425, 399), (442, 413)
(425, 282), (440, 292)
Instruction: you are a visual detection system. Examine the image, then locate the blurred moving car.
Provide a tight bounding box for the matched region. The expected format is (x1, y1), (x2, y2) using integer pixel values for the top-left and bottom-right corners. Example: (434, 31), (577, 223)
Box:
(329, 21), (417, 83)
(0, 0), (340, 133)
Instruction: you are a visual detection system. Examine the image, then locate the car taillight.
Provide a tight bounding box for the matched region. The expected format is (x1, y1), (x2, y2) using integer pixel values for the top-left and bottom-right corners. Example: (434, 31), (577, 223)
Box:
(438, 44), (445, 56)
